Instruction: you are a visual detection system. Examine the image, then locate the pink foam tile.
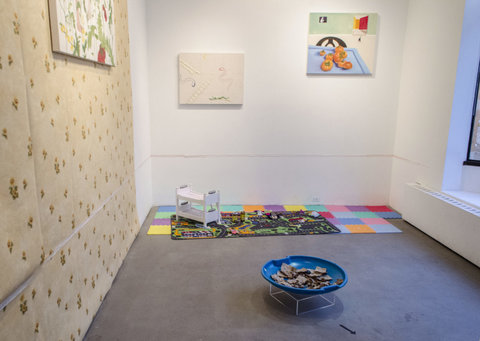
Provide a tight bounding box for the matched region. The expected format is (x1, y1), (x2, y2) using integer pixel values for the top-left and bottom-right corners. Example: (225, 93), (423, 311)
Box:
(320, 212), (335, 219)
(325, 205), (350, 212)
(366, 205), (392, 212)
(360, 217), (390, 225)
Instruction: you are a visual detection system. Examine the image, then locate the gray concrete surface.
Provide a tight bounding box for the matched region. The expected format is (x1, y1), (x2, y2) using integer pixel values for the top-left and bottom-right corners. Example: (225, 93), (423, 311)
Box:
(85, 207), (480, 341)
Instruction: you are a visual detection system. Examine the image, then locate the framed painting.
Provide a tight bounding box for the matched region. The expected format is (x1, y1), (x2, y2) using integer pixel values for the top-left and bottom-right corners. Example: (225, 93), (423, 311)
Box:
(465, 60), (480, 164)
(48, 0), (116, 66)
(307, 13), (378, 75)
(178, 53), (244, 104)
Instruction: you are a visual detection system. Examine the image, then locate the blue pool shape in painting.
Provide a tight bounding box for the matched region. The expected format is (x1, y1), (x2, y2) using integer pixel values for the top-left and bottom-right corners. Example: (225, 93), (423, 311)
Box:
(307, 46), (371, 75)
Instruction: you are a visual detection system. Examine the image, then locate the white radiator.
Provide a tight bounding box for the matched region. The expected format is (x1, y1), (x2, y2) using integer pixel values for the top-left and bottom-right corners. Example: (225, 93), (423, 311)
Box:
(403, 183), (480, 267)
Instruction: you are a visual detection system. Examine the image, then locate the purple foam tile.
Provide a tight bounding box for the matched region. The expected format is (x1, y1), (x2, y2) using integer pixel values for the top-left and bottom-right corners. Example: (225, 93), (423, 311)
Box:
(152, 218), (171, 225)
(327, 218), (341, 226)
(345, 205), (369, 212)
(264, 205), (287, 212)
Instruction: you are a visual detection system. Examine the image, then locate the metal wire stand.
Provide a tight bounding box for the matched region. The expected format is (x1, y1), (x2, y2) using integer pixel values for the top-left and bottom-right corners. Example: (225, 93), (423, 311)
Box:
(269, 284), (336, 315)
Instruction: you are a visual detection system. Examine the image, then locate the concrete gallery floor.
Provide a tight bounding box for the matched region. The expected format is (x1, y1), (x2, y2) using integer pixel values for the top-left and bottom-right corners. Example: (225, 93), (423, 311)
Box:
(85, 208), (480, 341)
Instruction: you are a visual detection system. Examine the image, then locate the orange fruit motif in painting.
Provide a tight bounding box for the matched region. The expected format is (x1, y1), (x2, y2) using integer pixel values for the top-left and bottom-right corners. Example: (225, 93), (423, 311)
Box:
(320, 46), (352, 72)
(321, 60), (333, 71)
(333, 51), (348, 63)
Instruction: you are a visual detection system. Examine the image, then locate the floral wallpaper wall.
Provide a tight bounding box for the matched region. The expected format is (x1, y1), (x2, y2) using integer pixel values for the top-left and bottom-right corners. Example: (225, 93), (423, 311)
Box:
(0, 0), (139, 339)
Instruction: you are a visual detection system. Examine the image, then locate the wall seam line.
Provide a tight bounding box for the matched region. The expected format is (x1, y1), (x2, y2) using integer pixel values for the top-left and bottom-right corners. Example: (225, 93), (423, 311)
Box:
(0, 178), (130, 312)
(150, 153), (395, 158)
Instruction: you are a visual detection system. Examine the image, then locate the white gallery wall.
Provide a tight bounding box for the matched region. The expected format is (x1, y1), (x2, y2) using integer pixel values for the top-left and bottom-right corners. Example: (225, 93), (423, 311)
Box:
(128, 0), (153, 223)
(390, 0), (466, 211)
(389, 0), (480, 267)
(144, 0), (410, 205)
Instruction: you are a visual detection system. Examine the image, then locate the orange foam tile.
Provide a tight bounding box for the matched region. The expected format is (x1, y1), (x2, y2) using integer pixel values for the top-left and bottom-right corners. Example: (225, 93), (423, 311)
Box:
(242, 205), (265, 212)
(345, 224), (376, 234)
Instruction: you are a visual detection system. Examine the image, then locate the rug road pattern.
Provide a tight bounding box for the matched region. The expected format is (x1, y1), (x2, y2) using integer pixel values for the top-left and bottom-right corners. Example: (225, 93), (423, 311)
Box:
(148, 205), (402, 239)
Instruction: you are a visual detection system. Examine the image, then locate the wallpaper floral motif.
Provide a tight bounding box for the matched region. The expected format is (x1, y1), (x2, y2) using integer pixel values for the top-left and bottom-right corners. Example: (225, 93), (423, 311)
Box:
(0, 0), (138, 339)
(49, 0), (116, 65)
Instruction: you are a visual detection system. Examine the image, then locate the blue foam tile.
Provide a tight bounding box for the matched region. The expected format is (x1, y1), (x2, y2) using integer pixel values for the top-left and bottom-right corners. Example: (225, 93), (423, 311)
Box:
(332, 211), (357, 218)
(336, 225), (352, 234)
(375, 211), (402, 219)
(337, 218), (364, 225)
(369, 224), (402, 233)
(157, 206), (176, 212)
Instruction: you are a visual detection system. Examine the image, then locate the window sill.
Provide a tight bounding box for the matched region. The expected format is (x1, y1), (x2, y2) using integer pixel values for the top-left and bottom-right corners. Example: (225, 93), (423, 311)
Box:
(442, 190), (480, 210)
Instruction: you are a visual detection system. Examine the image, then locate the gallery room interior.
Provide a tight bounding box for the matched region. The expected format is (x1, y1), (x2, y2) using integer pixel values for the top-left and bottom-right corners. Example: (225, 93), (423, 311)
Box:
(1, 0), (480, 340)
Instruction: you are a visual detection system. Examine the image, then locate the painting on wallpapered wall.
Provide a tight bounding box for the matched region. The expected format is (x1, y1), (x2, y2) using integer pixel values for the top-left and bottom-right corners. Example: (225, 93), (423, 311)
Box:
(178, 53), (244, 104)
(48, 0), (116, 65)
(307, 13), (377, 75)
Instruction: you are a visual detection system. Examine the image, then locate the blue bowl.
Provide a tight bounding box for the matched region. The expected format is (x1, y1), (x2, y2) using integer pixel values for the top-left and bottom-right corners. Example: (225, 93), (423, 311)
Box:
(261, 255), (348, 295)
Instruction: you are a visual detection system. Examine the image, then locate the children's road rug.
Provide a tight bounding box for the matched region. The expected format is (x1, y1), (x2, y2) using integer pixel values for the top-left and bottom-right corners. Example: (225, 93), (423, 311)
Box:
(172, 211), (340, 239)
(148, 205), (402, 239)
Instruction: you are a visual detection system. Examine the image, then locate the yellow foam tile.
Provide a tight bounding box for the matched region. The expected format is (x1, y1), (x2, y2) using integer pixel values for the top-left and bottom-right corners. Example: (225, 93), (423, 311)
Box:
(147, 225), (171, 235)
(345, 224), (376, 234)
(284, 205), (307, 211)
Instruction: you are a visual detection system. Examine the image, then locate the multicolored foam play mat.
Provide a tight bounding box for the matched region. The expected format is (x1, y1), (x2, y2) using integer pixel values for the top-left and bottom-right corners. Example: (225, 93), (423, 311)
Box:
(148, 205), (402, 239)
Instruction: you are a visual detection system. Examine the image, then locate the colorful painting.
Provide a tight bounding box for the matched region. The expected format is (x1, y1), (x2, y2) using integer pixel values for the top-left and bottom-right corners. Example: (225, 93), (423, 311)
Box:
(467, 61), (480, 162)
(307, 13), (377, 75)
(48, 0), (116, 65)
(178, 53), (244, 104)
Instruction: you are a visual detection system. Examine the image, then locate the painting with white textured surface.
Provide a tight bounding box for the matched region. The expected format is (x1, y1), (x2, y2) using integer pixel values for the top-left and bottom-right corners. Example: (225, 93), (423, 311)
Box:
(178, 53), (244, 104)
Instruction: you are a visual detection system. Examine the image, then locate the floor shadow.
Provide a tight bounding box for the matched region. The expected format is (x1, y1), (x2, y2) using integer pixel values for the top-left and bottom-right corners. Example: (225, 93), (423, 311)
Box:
(248, 286), (345, 323)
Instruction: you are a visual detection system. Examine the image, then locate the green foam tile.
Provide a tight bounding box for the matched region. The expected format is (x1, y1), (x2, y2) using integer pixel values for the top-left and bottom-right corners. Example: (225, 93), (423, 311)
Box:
(221, 205), (244, 212)
(155, 212), (175, 219)
(354, 211), (378, 218)
(305, 205), (328, 212)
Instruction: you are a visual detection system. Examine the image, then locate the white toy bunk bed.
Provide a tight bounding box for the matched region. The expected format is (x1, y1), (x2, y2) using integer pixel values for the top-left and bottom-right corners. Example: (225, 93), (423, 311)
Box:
(175, 185), (221, 228)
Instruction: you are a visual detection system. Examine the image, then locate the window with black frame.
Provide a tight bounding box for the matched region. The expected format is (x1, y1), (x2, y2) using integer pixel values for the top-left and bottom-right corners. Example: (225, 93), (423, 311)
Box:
(465, 61), (480, 165)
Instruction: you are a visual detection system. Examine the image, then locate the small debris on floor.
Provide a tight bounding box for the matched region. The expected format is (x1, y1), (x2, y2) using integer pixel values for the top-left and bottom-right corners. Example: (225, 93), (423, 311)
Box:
(339, 324), (356, 334)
